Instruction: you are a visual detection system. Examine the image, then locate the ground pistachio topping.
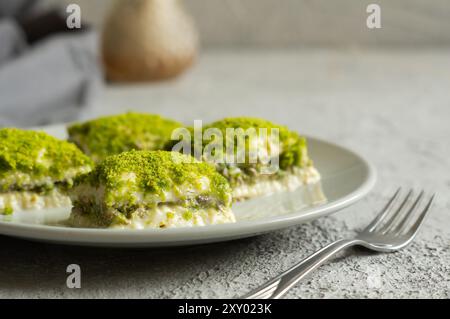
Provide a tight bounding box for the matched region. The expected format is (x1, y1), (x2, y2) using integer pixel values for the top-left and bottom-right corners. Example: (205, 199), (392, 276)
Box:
(75, 150), (232, 208)
(167, 117), (311, 172)
(0, 128), (93, 191)
(67, 112), (183, 162)
(0, 205), (13, 215)
(201, 117), (311, 169)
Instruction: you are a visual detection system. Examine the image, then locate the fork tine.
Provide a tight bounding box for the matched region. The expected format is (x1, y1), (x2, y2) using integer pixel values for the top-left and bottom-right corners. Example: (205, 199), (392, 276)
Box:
(404, 194), (435, 238)
(377, 189), (413, 234)
(362, 187), (401, 233)
(391, 190), (425, 235)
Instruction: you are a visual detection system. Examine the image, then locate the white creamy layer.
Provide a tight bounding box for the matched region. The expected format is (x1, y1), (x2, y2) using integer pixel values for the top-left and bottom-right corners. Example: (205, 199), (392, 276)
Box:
(0, 189), (71, 213)
(0, 165), (92, 190)
(70, 173), (221, 208)
(233, 166), (321, 200)
(116, 172), (214, 204)
(127, 205), (235, 229)
(70, 204), (235, 229)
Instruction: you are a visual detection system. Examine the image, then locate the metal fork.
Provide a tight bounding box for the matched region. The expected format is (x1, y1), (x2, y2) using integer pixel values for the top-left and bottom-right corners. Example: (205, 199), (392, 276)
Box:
(242, 188), (435, 299)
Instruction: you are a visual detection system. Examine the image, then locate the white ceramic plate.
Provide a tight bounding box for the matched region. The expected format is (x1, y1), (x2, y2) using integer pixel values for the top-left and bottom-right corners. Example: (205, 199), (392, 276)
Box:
(0, 124), (376, 247)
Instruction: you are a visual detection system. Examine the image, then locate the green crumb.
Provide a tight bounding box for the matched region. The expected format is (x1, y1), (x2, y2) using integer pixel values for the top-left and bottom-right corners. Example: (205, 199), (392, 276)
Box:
(75, 150), (232, 209)
(166, 212), (175, 219)
(0, 128), (93, 191)
(182, 211), (193, 221)
(67, 112), (183, 162)
(0, 205), (13, 215)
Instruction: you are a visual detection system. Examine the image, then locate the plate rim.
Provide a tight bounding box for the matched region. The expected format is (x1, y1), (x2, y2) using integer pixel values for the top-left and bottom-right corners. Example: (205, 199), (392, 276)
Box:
(0, 126), (376, 245)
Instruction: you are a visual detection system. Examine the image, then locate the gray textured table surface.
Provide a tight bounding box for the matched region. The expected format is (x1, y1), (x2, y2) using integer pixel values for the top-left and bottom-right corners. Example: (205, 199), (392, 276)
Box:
(1, 49), (449, 298)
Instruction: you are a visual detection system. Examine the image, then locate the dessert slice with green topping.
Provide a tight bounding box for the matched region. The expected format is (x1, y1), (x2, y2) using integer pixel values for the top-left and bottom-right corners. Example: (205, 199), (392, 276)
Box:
(172, 117), (322, 201)
(0, 128), (93, 215)
(68, 150), (235, 229)
(67, 112), (182, 163)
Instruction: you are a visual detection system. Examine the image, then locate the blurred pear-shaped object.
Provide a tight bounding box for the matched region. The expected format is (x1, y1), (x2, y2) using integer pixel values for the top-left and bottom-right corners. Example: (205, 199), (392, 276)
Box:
(102, 0), (198, 82)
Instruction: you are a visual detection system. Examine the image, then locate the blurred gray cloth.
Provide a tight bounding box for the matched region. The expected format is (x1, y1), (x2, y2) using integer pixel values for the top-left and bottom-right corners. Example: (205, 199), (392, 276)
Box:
(0, 19), (26, 64)
(0, 0), (38, 19)
(0, 21), (101, 127)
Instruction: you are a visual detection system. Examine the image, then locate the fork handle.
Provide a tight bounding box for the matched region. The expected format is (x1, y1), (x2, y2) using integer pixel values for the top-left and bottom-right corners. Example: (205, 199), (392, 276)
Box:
(243, 238), (360, 299)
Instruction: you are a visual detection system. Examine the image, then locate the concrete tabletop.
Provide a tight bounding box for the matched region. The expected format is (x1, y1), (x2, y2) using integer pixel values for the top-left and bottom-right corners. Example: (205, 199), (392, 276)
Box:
(1, 49), (449, 298)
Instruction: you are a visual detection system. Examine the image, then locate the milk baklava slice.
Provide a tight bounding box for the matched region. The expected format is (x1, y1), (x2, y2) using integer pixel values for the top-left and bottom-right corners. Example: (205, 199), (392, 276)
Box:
(189, 117), (321, 201)
(68, 150), (235, 229)
(67, 112), (182, 163)
(0, 128), (93, 215)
